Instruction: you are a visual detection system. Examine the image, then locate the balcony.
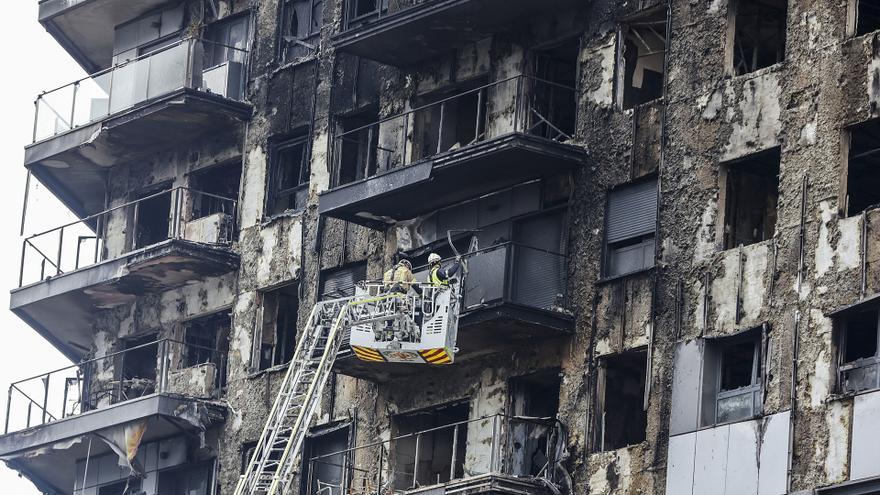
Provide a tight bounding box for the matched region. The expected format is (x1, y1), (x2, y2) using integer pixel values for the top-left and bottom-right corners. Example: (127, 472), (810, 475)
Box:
(319, 76), (585, 227)
(302, 414), (567, 495)
(334, 0), (584, 66)
(334, 243), (572, 381)
(11, 187), (239, 361)
(0, 338), (226, 494)
(38, 0), (175, 71)
(25, 37), (251, 219)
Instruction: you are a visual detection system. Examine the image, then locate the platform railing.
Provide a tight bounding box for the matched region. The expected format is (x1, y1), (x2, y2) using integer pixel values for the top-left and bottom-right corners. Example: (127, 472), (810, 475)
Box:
(18, 186), (237, 287)
(4, 338), (226, 435)
(32, 37), (248, 143)
(303, 414), (565, 495)
(331, 74), (576, 187)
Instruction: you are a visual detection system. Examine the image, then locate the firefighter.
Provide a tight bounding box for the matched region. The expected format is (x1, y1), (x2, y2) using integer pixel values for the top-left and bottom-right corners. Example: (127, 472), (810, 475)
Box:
(383, 257), (417, 293)
(427, 253), (460, 287)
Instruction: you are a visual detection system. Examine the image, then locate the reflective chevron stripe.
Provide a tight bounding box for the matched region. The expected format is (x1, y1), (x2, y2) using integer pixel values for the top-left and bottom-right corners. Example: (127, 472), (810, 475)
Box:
(419, 348), (452, 365)
(352, 346), (385, 362)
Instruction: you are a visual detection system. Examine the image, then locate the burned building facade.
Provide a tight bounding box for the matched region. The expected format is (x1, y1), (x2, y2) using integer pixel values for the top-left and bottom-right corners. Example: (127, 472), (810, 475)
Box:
(4, 0), (880, 494)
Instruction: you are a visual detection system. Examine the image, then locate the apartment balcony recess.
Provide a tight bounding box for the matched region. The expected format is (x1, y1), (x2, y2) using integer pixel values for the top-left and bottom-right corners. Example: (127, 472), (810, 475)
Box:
(11, 187), (239, 361)
(319, 75), (585, 227)
(334, 0), (584, 66)
(26, 37), (251, 219)
(0, 338), (225, 495)
(334, 242), (572, 381)
(38, 0), (174, 72)
(302, 414), (568, 495)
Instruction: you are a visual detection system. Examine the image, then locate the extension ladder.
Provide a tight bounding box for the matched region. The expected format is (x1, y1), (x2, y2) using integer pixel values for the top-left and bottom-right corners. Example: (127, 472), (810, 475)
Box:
(234, 297), (351, 495)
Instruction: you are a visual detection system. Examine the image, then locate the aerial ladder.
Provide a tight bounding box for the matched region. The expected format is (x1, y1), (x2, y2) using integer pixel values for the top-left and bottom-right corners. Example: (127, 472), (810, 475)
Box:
(234, 281), (460, 495)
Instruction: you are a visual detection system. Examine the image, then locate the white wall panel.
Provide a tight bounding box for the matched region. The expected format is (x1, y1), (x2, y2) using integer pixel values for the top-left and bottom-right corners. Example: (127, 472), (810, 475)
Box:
(726, 420), (759, 495)
(757, 411), (790, 495)
(852, 391), (880, 480)
(667, 433), (697, 495)
(693, 426), (729, 495)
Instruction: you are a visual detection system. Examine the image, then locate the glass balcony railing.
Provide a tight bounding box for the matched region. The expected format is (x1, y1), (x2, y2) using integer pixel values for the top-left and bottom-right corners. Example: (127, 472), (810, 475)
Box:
(18, 187), (238, 288)
(4, 339), (227, 435)
(32, 37), (248, 143)
(303, 414), (567, 494)
(331, 75), (576, 188)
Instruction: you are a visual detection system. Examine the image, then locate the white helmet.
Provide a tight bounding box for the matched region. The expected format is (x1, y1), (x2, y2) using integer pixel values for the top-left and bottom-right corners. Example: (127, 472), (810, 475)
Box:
(428, 253), (442, 265)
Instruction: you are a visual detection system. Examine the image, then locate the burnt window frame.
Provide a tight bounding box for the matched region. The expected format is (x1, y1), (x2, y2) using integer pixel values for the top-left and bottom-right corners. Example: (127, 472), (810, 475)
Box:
(701, 328), (766, 427)
(344, 0), (390, 29)
(390, 401), (470, 490)
(836, 308), (880, 394)
(719, 148), (780, 250)
(319, 262), (367, 300)
(254, 282), (301, 372)
(300, 423), (353, 494)
(593, 350), (649, 452)
(267, 134), (312, 217)
(843, 119), (880, 217)
(602, 177), (658, 279)
(726, 0), (788, 76)
(280, 0), (323, 62)
(848, 0), (880, 37)
(616, 7), (668, 110)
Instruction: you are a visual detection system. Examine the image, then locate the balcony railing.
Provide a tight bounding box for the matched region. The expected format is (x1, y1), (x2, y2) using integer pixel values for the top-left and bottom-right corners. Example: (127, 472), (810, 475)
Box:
(4, 338), (227, 435)
(331, 75), (576, 187)
(304, 414), (567, 495)
(19, 186), (238, 287)
(32, 37), (248, 143)
(409, 242), (568, 315)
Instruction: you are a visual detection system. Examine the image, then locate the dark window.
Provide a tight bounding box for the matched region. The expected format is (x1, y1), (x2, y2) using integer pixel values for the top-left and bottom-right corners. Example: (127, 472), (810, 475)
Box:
(97, 479), (142, 495)
(320, 263), (367, 300)
(855, 0), (880, 36)
(604, 179), (657, 278)
(301, 427), (350, 494)
(722, 149), (780, 249)
(702, 330), (763, 426)
(846, 119), (880, 216)
(119, 335), (159, 402)
(839, 309), (880, 394)
(268, 136), (311, 215)
(132, 187), (172, 249)
(184, 312), (230, 391)
(190, 161), (241, 219)
(257, 283), (300, 371)
(205, 15), (250, 67)
(730, 0), (787, 75)
(346, 0), (388, 25)
(336, 110), (380, 185)
(281, 0), (323, 61)
(596, 352), (647, 451)
(509, 371), (561, 476)
(531, 39), (579, 140)
(392, 402), (469, 490)
(156, 462), (213, 495)
(412, 80), (489, 162)
(619, 9), (667, 109)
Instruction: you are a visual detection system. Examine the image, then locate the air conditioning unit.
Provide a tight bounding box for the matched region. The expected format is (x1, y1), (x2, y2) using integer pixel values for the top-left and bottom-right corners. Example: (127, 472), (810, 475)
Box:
(202, 61), (244, 100)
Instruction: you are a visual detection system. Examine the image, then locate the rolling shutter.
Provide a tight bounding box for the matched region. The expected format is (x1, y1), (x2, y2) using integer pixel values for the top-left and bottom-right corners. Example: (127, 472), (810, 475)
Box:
(606, 179), (657, 244)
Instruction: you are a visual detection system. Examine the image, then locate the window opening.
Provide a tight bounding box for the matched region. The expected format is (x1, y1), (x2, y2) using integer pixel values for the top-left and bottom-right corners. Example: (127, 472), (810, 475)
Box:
(510, 371), (561, 476)
(156, 462), (213, 495)
(730, 0), (787, 75)
(532, 38), (579, 139)
(392, 402), (469, 490)
(282, 0), (323, 61)
(722, 149), (780, 249)
(846, 119), (880, 216)
(301, 427), (350, 494)
(596, 351), (647, 451)
(132, 187), (172, 249)
(855, 0), (880, 36)
(97, 479), (142, 495)
(191, 161), (241, 219)
(702, 330), (763, 426)
(604, 179), (657, 278)
(184, 312), (230, 390)
(619, 9), (667, 109)
(839, 309), (880, 394)
(336, 110), (380, 185)
(257, 283), (300, 371)
(320, 263), (367, 300)
(269, 136), (311, 215)
(412, 79), (489, 163)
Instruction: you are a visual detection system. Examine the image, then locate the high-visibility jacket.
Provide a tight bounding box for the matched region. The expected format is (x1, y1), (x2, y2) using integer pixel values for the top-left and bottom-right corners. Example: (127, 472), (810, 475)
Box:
(429, 265), (449, 286)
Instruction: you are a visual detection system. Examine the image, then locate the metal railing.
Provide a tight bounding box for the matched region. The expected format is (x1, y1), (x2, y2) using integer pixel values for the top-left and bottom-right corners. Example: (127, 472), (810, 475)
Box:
(19, 186), (237, 287)
(32, 37), (249, 143)
(304, 414), (566, 495)
(4, 338), (227, 434)
(343, 0), (391, 30)
(331, 75), (576, 187)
